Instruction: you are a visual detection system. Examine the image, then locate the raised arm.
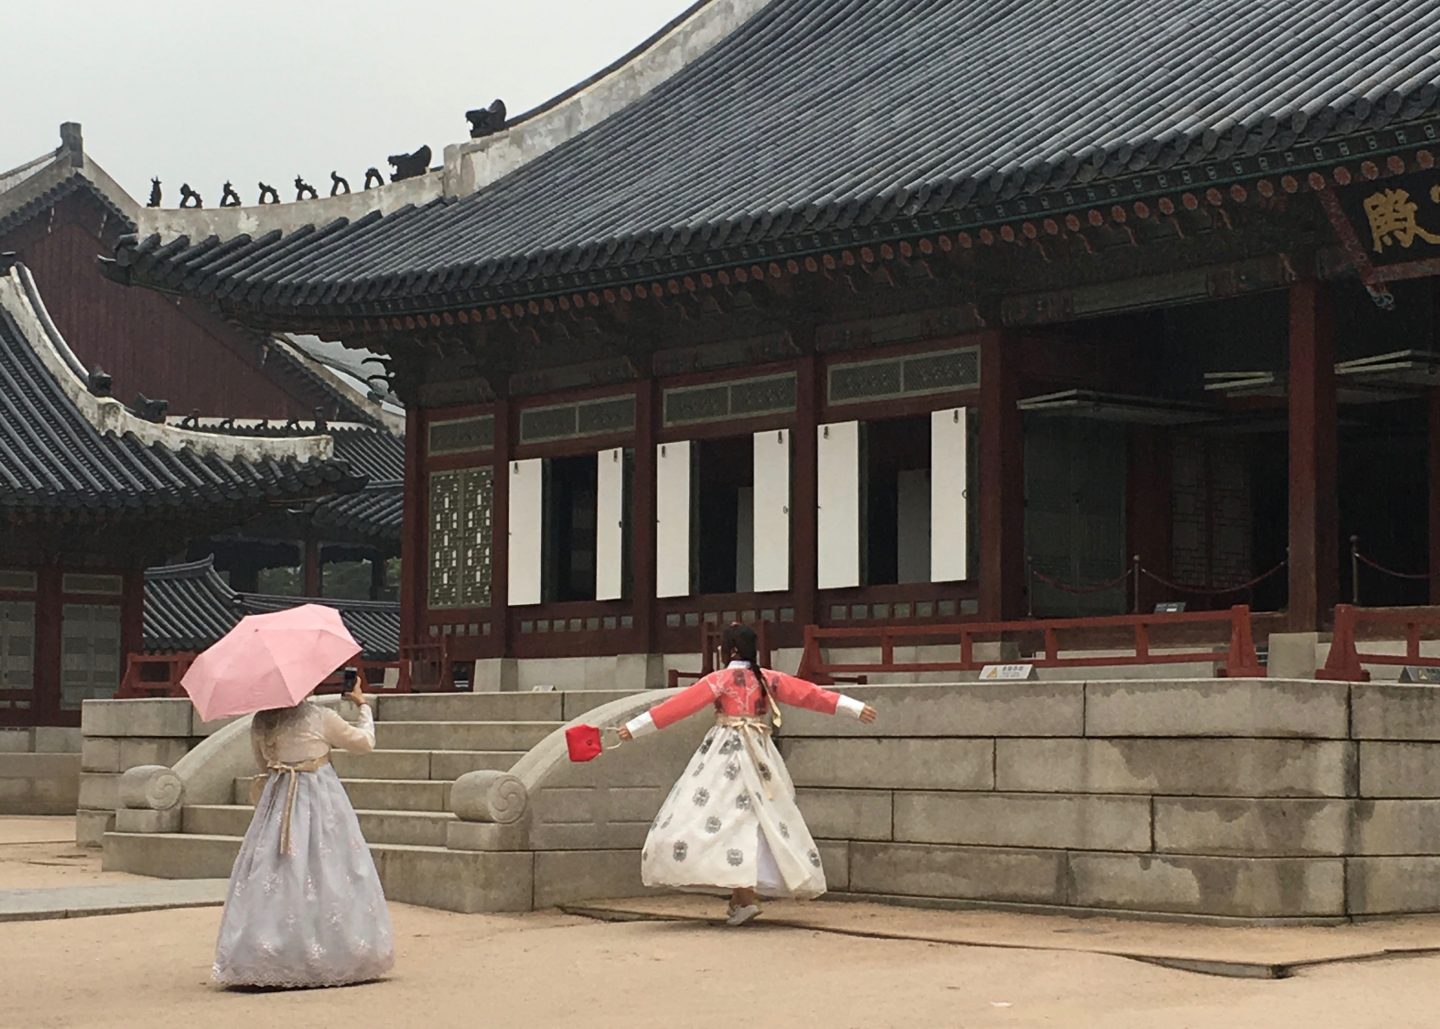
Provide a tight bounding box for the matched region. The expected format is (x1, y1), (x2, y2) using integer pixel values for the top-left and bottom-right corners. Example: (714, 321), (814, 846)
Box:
(319, 704), (376, 755)
(250, 723), (270, 772)
(770, 672), (869, 720)
(621, 677), (720, 739)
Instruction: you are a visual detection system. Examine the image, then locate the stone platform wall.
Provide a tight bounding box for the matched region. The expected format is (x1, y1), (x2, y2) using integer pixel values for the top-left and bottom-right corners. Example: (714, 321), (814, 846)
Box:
(0, 727), (81, 815)
(780, 679), (1440, 920)
(76, 700), (231, 845)
(506, 679), (1440, 921)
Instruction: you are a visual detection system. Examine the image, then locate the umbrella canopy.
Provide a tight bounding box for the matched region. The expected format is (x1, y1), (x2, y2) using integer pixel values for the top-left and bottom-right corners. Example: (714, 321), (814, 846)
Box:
(180, 604), (360, 721)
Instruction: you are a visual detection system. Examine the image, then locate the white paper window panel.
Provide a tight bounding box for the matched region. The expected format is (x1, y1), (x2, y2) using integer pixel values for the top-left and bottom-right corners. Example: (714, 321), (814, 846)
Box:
(752, 428), (790, 592)
(655, 441), (692, 598)
(508, 459), (544, 606)
(595, 448), (626, 601)
(931, 406), (970, 581)
(817, 421), (861, 589)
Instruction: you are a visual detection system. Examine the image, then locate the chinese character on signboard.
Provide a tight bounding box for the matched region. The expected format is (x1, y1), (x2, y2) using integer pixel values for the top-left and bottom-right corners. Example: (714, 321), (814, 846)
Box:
(1361, 187), (1440, 253)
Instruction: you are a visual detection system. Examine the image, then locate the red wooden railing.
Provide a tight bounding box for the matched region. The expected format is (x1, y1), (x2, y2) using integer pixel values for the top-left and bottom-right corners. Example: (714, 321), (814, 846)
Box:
(795, 605), (1266, 683)
(667, 623), (775, 688)
(116, 652), (197, 699)
(116, 639), (459, 701)
(1317, 604), (1440, 682)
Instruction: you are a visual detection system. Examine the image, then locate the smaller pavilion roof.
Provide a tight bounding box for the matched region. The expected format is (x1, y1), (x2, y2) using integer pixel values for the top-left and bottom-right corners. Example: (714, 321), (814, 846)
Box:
(0, 259), (364, 523)
(144, 557), (400, 660)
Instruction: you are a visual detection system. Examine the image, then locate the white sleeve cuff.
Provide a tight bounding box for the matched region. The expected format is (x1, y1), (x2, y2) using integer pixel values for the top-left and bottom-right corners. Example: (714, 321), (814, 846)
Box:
(624, 712), (658, 738)
(837, 696), (866, 719)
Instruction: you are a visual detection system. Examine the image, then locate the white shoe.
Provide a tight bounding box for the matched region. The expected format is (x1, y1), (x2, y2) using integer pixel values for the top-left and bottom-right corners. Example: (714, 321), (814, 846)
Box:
(726, 903), (761, 926)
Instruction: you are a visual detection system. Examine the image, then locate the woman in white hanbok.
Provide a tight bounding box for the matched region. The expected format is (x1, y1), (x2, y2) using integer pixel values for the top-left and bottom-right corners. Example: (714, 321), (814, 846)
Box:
(212, 679), (395, 988)
(619, 624), (877, 925)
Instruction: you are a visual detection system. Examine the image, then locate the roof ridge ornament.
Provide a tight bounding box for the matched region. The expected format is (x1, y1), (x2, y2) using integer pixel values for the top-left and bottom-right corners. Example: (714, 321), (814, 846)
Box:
(466, 99), (507, 138)
(330, 171), (350, 196)
(387, 145), (431, 182)
(220, 181), (241, 207)
(178, 183), (202, 209)
(146, 178), (161, 208)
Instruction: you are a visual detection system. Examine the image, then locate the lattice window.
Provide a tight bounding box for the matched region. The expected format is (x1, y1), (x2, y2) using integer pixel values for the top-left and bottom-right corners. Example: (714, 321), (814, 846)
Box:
(828, 346), (980, 405)
(428, 468), (494, 609)
(60, 603), (121, 708)
(829, 360), (903, 403)
(0, 570), (36, 592)
(0, 601), (34, 708)
(903, 350), (979, 395)
(664, 385), (729, 425)
(428, 415), (495, 456)
(663, 374), (796, 426)
(577, 396), (637, 436)
(520, 405), (579, 443)
(518, 395), (637, 444)
(62, 573), (123, 595)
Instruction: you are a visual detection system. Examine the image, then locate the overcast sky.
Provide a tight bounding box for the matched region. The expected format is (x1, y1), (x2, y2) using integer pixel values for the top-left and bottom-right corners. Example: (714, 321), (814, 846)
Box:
(3, 0), (697, 206)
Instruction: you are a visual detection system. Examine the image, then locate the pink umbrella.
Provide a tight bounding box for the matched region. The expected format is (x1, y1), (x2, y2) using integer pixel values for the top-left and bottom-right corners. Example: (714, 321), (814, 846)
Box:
(181, 604), (360, 722)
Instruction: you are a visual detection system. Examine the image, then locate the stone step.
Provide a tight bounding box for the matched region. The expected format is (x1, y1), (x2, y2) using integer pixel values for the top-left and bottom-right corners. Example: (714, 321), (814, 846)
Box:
(101, 832), (533, 912)
(183, 805), (457, 847)
(231, 777), (451, 811)
(374, 720), (561, 753)
(375, 692), (564, 723)
(330, 749), (525, 781)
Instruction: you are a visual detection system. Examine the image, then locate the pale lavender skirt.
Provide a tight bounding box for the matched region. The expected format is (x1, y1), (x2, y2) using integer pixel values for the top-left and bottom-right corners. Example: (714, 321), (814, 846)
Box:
(212, 765), (394, 988)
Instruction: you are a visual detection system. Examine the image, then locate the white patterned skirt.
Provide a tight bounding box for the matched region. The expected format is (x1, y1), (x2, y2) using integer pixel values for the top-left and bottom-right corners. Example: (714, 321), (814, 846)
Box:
(212, 765), (395, 988)
(641, 719), (826, 899)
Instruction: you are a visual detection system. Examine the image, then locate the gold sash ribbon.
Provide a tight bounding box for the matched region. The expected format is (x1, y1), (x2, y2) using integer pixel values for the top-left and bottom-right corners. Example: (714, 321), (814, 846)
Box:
(263, 753), (331, 856)
(716, 715), (777, 800)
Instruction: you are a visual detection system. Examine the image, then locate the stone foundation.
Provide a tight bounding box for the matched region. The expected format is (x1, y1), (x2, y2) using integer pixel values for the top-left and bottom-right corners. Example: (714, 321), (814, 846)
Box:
(76, 700), (231, 846)
(0, 727), (81, 815)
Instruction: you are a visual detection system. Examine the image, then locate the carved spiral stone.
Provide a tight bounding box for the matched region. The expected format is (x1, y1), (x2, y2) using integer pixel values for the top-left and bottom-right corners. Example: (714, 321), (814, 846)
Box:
(450, 770), (528, 824)
(118, 765), (184, 811)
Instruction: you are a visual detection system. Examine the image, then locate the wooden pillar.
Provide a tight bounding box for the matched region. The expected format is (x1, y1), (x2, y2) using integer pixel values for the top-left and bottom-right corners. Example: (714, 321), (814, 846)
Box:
(491, 398), (512, 657)
(120, 569), (144, 662)
(399, 406), (424, 648)
(1287, 280), (1339, 631)
(302, 537), (322, 597)
(979, 331), (1026, 619)
(632, 380), (657, 652)
(1431, 388), (1440, 605)
(1127, 427), (1172, 612)
(792, 353), (820, 628)
(33, 567), (61, 726)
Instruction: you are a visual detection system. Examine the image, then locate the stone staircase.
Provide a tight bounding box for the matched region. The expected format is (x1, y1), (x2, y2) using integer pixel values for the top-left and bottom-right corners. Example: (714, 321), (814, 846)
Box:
(101, 691), (626, 901)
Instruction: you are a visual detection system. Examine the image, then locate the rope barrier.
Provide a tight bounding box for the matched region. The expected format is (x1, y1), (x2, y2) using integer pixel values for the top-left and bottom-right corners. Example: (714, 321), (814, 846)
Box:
(1030, 566), (1133, 595)
(1354, 551), (1440, 582)
(1138, 559), (1288, 596)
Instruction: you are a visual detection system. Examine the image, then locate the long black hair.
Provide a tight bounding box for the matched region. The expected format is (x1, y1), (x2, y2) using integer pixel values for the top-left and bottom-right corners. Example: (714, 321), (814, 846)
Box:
(722, 622), (769, 705)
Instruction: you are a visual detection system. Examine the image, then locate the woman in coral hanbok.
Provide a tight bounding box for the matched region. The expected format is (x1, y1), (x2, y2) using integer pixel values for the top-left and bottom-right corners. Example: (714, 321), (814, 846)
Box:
(211, 677), (395, 988)
(618, 623), (877, 925)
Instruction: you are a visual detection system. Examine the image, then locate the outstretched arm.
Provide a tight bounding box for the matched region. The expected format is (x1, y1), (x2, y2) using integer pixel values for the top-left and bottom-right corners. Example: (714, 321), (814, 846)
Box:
(771, 672), (876, 721)
(619, 677), (719, 740)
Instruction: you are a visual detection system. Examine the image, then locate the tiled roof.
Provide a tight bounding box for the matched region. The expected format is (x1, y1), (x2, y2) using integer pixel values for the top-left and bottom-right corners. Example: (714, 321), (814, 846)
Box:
(0, 136), (136, 239)
(107, 0), (1440, 317)
(0, 261), (363, 521)
(163, 417), (404, 543)
(144, 557), (400, 659)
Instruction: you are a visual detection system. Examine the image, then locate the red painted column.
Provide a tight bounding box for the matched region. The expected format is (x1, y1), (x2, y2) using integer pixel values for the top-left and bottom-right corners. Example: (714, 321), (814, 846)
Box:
(1287, 280), (1339, 631)
(490, 398), (511, 658)
(120, 569), (144, 666)
(632, 380), (657, 653)
(399, 406), (425, 648)
(979, 331), (1026, 619)
(1127, 428), (1172, 612)
(1431, 388), (1440, 605)
(792, 353), (820, 629)
(302, 537), (322, 597)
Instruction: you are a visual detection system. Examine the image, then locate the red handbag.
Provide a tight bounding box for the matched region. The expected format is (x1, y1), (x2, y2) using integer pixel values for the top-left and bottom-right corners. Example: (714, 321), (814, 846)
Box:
(565, 724), (605, 762)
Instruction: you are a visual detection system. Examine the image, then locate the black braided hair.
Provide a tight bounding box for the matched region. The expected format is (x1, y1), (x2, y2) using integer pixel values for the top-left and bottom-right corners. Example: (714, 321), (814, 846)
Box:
(721, 622), (769, 708)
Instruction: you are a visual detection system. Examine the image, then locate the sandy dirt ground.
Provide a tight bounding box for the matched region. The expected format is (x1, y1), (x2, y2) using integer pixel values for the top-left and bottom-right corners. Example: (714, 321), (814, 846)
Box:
(6, 818), (1440, 1028)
